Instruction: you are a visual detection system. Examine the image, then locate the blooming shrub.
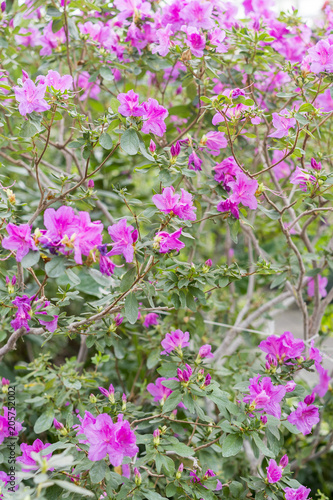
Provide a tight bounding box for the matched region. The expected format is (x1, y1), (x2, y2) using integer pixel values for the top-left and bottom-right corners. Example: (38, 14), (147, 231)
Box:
(0, 0), (333, 499)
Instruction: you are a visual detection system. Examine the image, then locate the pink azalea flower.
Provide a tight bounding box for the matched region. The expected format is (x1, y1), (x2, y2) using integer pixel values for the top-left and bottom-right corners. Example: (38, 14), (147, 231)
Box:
(43, 70), (73, 92)
(114, 0), (152, 21)
(290, 167), (316, 192)
(152, 187), (196, 221)
(108, 219), (138, 263)
(117, 89), (145, 117)
(182, 26), (206, 58)
(40, 21), (66, 56)
(259, 331), (305, 364)
(152, 24), (173, 57)
(284, 485), (311, 500)
(147, 377), (179, 405)
(208, 28), (227, 53)
(214, 156), (241, 187)
(307, 38), (333, 73)
(99, 384), (115, 401)
(202, 131), (228, 156)
(243, 374), (286, 419)
(143, 312), (159, 328)
(0, 407), (22, 445)
(173, 188), (197, 221)
(154, 228), (185, 253)
(272, 150), (292, 180)
(98, 245), (115, 276)
(190, 469), (222, 491)
(2, 223), (37, 262)
(285, 381), (296, 393)
(313, 362), (330, 398)
(198, 344), (214, 359)
(315, 88), (333, 111)
(13, 78), (50, 117)
(73, 212), (103, 265)
(287, 401), (320, 435)
(141, 98), (168, 137)
(266, 459), (282, 483)
(307, 275), (328, 298)
(11, 295), (31, 331)
(181, 1), (214, 30)
(77, 71), (101, 101)
(268, 113), (296, 139)
(161, 329), (190, 355)
(177, 363), (192, 382)
(17, 439), (53, 472)
(309, 339), (322, 364)
(188, 151), (202, 171)
(15, 26), (40, 47)
(217, 198), (240, 219)
(34, 300), (58, 332)
(229, 173), (258, 210)
(74, 410), (96, 444)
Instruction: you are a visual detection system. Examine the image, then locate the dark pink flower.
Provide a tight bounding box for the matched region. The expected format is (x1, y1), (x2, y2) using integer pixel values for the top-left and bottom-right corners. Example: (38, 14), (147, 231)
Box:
(314, 362), (330, 398)
(290, 167), (316, 192)
(182, 26), (206, 58)
(188, 151), (202, 171)
(17, 439), (53, 472)
(214, 156), (241, 188)
(143, 312), (159, 328)
(198, 344), (214, 359)
(310, 158), (322, 171)
(147, 377), (186, 408)
(279, 454), (289, 468)
(154, 228), (185, 253)
(268, 113), (296, 139)
(11, 295), (32, 331)
(161, 329), (190, 355)
(117, 89), (145, 117)
(99, 384), (115, 402)
(284, 485), (311, 500)
(259, 331), (305, 364)
(243, 374), (286, 419)
(229, 173), (258, 210)
(0, 407), (22, 445)
(307, 275), (328, 298)
(307, 38), (333, 73)
(266, 459), (282, 483)
(13, 78), (50, 116)
(2, 223), (37, 262)
(177, 364), (192, 382)
(141, 98), (168, 137)
(287, 401), (320, 435)
(217, 198), (240, 219)
(108, 219), (138, 263)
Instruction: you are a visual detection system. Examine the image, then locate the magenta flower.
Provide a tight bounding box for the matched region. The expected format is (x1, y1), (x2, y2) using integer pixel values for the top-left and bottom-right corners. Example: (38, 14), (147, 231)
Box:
(35, 301), (58, 332)
(11, 295), (32, 331)
(43, 206), (78, 245)
(243, 374), (286, 419)
(198, 344), (214, 359)
(290, 167), (316, 192)
(77, 71), (101, 101)
(17, 439), (53, 472)
(229, 173), (258, 210)
(259, 331), (305, 364)
(285, 381), (296, 393)
(53, 418), (64, 430)
(272, 150), (292, 180)
(287, 401), (320, 435)
(177, 364), (192, 382)
(143, 312), (159, 328)
(310, 158), (322, 171)
(202, 131), (228, 156)
(214, 156), (241, 187)
(99, 384), (115, 403)
(108, 219), (138, 263)
(43, 70), (73, 92)
(141, 98), (168, 137)
(98, 245), (116, 276)
(117, 89), (145, 117)
(268, 113), (296, 139)
(152, 24), (173, 57)
(152, 186), (196, 221)
(147, 377), (177, 404)
(208, 28), (227, 53)
(13, 78), (50, 116)
(149, 139), (156, 153)
(0, 407), (22, 445)
(284, 485), (311, 500)
(154, 228), (185, 253)
(188, 151), (202, 171)
(266, 459), (282, 483)
(279, 454), (289, 468)
(161, 329), (190, 355)
(307, 275), (328, 298)
(2, 223), (37, 262)
(182, 26), (206, 58)
(313, 362), (330, 398)
(73, 212), (103, 265)
(40, 21), (66, 56)
(307, 38), (333, 73)
(309, 339), (322, 364)
(15, 26), (40, 47)
(217, 198), (240, 219)
(174, 188), (197, 221)
(190, 469), (222, 491)
(74, 410), (96, 444)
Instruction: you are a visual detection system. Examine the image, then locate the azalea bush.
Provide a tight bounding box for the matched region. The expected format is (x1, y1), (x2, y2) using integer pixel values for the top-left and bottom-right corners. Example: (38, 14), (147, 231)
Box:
(1, 0), (333, 498)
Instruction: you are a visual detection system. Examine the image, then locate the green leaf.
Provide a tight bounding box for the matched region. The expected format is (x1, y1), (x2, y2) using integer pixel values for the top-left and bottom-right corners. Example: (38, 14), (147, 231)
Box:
(222, 434), (243, 457)
(20, 121), (39, 138)
(121, 129), (140, 155)
(65, 268), (81, 286)
(45, 257), (66, 278)
(99, 132), (113, 150)
(53, 480), (94, 497)
(109, 98), (120, 114)
(252, 433), (275, 457)
(162, 390), (183, 413)
(21, 251), (40, 268)
(124, 292), (139, 324)
(299, 103), (315, 113)
(164, 442), (194, 457)
(120, 266), (137, 292)
(89, 460), (108, 483)
(34, 409), (55, 434)
(99, 66), (114, 81)
(281, 419), (300, 434)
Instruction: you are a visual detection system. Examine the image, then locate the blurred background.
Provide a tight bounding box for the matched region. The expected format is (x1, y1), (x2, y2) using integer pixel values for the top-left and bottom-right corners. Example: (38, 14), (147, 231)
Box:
(234, 0), (326, 21)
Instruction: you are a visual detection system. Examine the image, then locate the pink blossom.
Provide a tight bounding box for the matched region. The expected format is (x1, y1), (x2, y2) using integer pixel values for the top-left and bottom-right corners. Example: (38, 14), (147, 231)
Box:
(114, 0), (152, 21)
(174, 188), (196, 221)
(268, 113), (296, 139)
(77, 71), (101, 101)
(284, 485), (311, 500)
(177, 364), (192, 382)
(290, 167), (316, 192)
(188, 151), (202, 171)
(74, 410), (96, 444)
(0, 407), (22, 445)
(11, 295), (32, 331)
(182, 26), (206, 58)
(161, 329), (190, 355)
(34, 300), (58, 332)
(307, 275), (328, 298)
(17, 439), (53, 472)
(285, 381), (296, 393)
(243, 374), (286, 419)
(208, 28), (227, 53)
(13, 78), (50, 117)
(117, 89), (145, 117)
(42, 205), (78, 246)
(43, 70), (73, 92)
(272, 150), (292, 180)
(313, 362), (330, 398)
(152, 24), (173, 57)
(154, 228), (185, 253)
(73, 212), (103, 265)
(98, 245), (115, 276)
(217, 198), (240, 219)
(15, 26), (40, 47)
(141, 98), (168, 137)
(202, 131), (228, 156)
(229, 173), (258, 210)
(99, 384), (115, 401)
(143, 312), (159, 328)
(266, 459), (282, 483)
(315, 88), (333, 111)
(40, 21), (66, 56)
(287, 401), (320, 435)
(181, 1), (214, 29)
(152, 186), (196, 221)
(108, 219), (138, 263)
(309, 339), (322, 364)
(214, 156), (241, 188)
(2, 223), (37, 261)
(147, 377), (175, 404)
(307, 38), (333, 73)
(259, 331), (305, 364)
(198, 344), (214, 359)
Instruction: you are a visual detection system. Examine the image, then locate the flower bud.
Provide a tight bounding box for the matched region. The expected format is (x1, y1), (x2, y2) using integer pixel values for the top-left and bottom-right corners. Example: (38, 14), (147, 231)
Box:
(260, 415), (267, 425)
(265, 361), (271, 371)
(53, 418), (64, 430)
(122, 393), (127, 411)
(22, 69), (29, 82)
(170, 141), (180, 158)
(310, 158), (322, 171)
(149, 139), (156, 154)
(87, 179), (94, 188)
(153, 428), (160, 446)
(5, 189), (15, 204)
(279, 454), (289, 468)
(204, 373), (211, 386)
(89, 393), (97, 403)
(176, 463), (183, 479)
(304, 393), (315, 405)
(1, 2), (6, 13)
(115, 314), (124, 326)
(266, 354), (277, 367)
(285, 381), (296, 393)
(205, 259), (212, 268)
(134, 467), (141, 486)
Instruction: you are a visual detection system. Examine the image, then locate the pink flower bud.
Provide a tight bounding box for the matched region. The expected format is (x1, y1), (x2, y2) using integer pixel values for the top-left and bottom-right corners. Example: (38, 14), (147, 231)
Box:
(170, 141), (180, 157)
(279, 454), (288, 468)
(11, 275), (16, 285)
(5, 276), (10, 285)
(198, 344), (214, 359)
(1, 2), (6, 13)
(132, 229), (138, 244)
(153, 428), (160, 438)
(53, 418), (64, 430)
(304, 393), (315, 405)
(178, 463), (183, 473)
(87, 179), (94, 188)
(149, 139), (156, 153)
(1, 378), (9, 386)
(204, 373), (211, 386)
(115, 314), (123, 326)
(22, 70), (29, 82)
(310, 158), (322, 171)
(205, 259), (212, 267)
(285, 381), (296, 393)
(266, 353), (277, 367)
(265, 361), (271, 370)
(260, 415), (267, 425)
